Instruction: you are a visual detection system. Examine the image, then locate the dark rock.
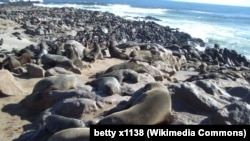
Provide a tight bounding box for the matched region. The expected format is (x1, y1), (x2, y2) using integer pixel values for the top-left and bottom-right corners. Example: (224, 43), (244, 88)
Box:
(26, 63), (45, 78)
(172, 82), (228, 113)
(211, 101), (250, 125)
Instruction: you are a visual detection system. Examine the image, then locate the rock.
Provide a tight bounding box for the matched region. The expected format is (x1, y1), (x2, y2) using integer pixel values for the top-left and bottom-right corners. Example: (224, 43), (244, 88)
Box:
(0, 70), (24, 96)
(211, 101), (250, 125)
(227, 86), (250, 98)
(209, 78), (250, 89)
(195, 80), (235, 102)
(26, 63), (45, 78)
(227, 86), (250, 104)
(47, 98), (101, 118)
(172, 82), (228, 113)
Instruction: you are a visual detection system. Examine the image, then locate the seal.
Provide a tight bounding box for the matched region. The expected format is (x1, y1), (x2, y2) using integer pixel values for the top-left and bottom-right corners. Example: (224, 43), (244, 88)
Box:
(65, 45), (84, 69)
(198, 62), (207, 74)
(34, 41), (48, 64)
(2, 55), (21, 71)
(98, 82), (172, 125)
(129, 50), (162, 64)
(86, 77), (121, 96)
(64, 39), (85, 59)
(11, 48), (33, 66)
(108, 40), (129, 60)
(47, 128), (90, 141)
(32, 74), (78, 95)
(104, 61), (148, 74)
(45, 114), (85, 134)
(96, 69), (139, 84)
(83, 42), (103, 62)
(41, 54), (76, 71)
(41, 54), (67, 67)
(0, 38), (3, 46)
(65, 44), (78, 61)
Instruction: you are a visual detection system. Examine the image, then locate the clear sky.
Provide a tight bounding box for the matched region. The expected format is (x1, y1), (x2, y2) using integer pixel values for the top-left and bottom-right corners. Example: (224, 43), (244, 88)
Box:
(171, 0), (250, 7)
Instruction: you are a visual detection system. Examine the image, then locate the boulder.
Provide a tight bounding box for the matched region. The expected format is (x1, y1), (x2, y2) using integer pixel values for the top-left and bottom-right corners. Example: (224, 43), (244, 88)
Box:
(26, 63), (45, 78)
(211, 101), (250, 125)
(0, 70), (24, 96)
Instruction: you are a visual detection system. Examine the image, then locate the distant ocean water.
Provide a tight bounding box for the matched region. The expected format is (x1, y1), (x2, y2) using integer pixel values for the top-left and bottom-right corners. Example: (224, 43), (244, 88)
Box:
(32, 0), (250, 59)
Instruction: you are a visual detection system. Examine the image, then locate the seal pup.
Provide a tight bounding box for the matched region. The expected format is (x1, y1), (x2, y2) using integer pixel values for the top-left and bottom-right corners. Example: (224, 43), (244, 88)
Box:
(47, 128), (90, 141)
(95, 69), (139, 84)
(129, 50), (163, 64)
(104, 61), (148, 74)
(108, 40), (129, 60)
(98, 82), (172, 125)
(86, 77), (121, 96)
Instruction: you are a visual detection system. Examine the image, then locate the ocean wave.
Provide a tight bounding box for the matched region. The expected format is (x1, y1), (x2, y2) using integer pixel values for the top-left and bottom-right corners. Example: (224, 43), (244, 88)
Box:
(188, 10), (213, 15)
(35, 3), (167, 17)
(34, 3), (81, 8)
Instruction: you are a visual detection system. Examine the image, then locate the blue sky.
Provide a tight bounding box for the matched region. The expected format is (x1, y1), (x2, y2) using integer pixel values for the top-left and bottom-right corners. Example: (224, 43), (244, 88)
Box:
(171, 0), (250, 7)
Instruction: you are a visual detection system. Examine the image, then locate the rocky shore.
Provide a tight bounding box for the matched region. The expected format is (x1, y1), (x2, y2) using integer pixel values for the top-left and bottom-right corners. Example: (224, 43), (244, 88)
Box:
(0, 2), (250, 141)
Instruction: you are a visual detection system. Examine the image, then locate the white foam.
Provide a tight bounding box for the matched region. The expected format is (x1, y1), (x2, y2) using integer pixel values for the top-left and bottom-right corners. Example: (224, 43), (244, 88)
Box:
(35, 3), (167, 18)
(86, 4), (167, 18)
(34, 3), (80, 9)
(189, 10), (213, 15)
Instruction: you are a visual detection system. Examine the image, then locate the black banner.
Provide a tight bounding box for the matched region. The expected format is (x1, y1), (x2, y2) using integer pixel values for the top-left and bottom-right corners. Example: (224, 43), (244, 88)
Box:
(90, 125), (250, 140)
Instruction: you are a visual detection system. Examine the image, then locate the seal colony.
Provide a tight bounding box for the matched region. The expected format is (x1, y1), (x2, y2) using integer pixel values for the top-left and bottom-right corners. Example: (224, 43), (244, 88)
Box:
(0, 2), (250, 141)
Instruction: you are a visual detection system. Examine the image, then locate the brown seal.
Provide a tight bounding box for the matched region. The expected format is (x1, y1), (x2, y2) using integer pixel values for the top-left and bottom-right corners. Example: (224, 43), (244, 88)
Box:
(41, 54), (81, 74)
(45, 115), (85, 134)
(2, 55), (21, 71)
(98, 82), (172, 125)
(104, 61), (148, 74)
(129, 50), (163, 64)
(83, 42), (103, 62)
(47, 128), (90, 141)
(108, 40), (129, 60)
(65, 45), (84, 69)
(32, 74), (78, 95)
(96, 69), (139, 83)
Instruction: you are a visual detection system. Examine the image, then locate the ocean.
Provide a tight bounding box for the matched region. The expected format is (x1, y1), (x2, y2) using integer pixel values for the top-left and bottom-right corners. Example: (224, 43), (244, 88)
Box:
(31, 0), (250, 59)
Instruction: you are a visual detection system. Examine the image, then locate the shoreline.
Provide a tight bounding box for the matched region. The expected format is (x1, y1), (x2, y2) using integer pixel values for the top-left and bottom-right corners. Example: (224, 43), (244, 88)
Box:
(0, 3), (250, 141)
(31, 1), (250, 60)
